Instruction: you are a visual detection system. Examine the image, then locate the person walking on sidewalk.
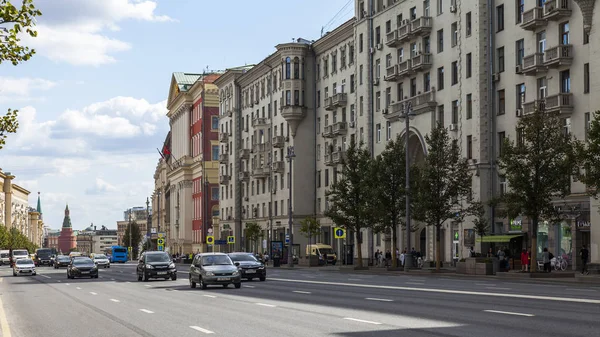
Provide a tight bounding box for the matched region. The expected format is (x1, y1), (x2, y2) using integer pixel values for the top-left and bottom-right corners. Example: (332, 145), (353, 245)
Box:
(542, 248), (551, 273)
(520, 249), (529, 272)
(580, 245), (590, 275)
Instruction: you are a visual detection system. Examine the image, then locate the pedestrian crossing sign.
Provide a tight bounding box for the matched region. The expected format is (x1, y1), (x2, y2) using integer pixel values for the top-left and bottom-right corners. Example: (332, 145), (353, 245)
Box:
(227, 236), (235, 244)
(206, 236), (214, 245)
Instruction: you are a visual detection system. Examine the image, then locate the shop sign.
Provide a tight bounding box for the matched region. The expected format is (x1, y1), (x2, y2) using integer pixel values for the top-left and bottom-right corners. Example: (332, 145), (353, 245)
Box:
(509, 218), (522, 232)
(577, 221), (591, 229)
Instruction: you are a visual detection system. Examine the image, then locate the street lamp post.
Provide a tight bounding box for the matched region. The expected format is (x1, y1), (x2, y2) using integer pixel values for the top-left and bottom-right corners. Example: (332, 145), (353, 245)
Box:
(286, 146), (296, 268)
(402, 101), (416, 271)
(146, 197), (151, 251)
(128, 212), (132, 260)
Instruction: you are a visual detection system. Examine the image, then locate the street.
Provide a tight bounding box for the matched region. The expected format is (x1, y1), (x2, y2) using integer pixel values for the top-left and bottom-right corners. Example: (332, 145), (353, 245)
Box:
(0, 264), (599, 337)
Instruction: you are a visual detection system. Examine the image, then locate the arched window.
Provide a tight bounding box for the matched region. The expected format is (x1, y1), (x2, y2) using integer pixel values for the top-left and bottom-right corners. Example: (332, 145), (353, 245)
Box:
(285, 57), (291, 79)
(293, 57), (300, 79)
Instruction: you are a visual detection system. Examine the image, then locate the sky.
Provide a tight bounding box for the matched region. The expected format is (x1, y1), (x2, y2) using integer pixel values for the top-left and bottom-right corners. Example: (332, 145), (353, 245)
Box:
(0, 0), (355, 231)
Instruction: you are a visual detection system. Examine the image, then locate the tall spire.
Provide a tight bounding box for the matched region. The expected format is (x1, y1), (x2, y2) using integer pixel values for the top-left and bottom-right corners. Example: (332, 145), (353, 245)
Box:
(36, 192), (42, 219)
(62, 203), (72, 228)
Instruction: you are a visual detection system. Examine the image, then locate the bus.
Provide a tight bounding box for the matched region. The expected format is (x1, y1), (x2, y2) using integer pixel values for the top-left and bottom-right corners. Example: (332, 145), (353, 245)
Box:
(109, 246), (128, 263)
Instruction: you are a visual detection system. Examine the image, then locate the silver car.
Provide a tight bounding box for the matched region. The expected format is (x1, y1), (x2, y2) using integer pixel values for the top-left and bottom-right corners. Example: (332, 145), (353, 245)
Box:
(13, 258), (36, 276)
(189, 253), (241, 289)
(92, 254), (111, 268)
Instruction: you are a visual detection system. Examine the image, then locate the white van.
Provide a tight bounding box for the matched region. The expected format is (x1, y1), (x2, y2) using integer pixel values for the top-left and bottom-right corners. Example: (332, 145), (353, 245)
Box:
(0, 250), (9, 265)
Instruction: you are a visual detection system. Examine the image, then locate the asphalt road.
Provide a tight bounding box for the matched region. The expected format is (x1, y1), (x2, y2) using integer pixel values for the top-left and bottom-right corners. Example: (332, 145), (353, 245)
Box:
(0, 263), (599, 337)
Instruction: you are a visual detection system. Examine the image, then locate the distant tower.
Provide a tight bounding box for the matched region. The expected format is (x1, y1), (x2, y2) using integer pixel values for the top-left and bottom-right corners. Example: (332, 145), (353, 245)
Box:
(62, 203), (72, 228)
(36, 192), (42, 220)
(58, 203), (76, 252)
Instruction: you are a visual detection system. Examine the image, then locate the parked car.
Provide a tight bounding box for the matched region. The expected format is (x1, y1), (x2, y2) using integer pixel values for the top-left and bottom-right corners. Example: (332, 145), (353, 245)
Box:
(67, 257), (98, 279)
(189, 253), (241, 289)
(136, 251), (176, 281)
(228, 252), (266, 281)
(54, 255), (71, 269)
(13, 258), (36, 276)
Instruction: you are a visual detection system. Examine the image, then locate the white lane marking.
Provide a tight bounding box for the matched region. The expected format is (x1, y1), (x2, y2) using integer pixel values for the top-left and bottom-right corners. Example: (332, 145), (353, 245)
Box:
(343, 317), (382, 325)
(255, 303), (276, 307)
(190, 326), (215, 334)
(111, 278), (115, 281)
(484, 310), (534, 317)
(203, 295), (217, 298)
(293, 291), (312, 294)
(244, 285), (255, 288)
(57, 280), (61, 283)
(90, 292), (97, 295)
(566, 288), (597, 292)
(476, 283), (494, 286)
(347, 278), (362, 281)
(76, 287), (82, 290)
(110, 299), (120, 303)
(40, 275), (51, 279)
(405, 282), (425, 285)
(65, 283), (70, 286)
(144, 285), (152, 287)
(408, 279), (425, 282)
(119, 271), (123, 273)
(99, 276), (103, 279)
(365, 297), (393, 302)
(126, 281), (131, 284)
(486, 287), (511, 291)
(269, 278), (600, 304)
(139, 309), (154, 314)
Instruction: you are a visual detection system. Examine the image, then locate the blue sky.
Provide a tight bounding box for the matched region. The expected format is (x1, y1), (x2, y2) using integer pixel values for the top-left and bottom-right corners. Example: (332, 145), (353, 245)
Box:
(0, 0), (354, 230)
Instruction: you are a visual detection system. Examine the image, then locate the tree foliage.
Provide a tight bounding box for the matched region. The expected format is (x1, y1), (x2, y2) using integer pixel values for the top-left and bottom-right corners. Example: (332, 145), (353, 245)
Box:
(497, 106), (576, 272)
(0, 0), (42, 149)
(413, 124), (473, 270)
(123, 221), (142, 258)
(470, 201), (489, 238)
(244, 222), (261, 253)
(325, 139), (374, 268)
(299, 216), (321, 244)
(577, 111), (600, 199)
(0, 224), (38, 252)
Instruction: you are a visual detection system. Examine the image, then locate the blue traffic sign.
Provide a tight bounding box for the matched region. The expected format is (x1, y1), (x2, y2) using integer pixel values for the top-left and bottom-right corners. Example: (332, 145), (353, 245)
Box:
(285, 234), (290, 244)
(334, 227), (346, 239)
(215, 239), (227, 245)
(157, 245), (163, 251)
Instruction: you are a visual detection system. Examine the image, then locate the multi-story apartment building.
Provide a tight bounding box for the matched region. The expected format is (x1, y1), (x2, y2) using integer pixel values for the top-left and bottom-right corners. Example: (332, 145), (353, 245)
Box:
(216, 0), (600, 268)
(157, 72), (221, 255)
(76, 225), (118, 254)
(116, 219), (147, 246)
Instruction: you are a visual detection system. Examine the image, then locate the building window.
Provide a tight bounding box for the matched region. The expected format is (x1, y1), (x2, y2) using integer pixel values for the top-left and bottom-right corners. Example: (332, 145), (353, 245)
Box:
(359, 96), (364, 116)
(451, 61), (458, 85)
(349, 44), (355, 64)
(424, 72), (430, 92)
(376, 123), (381, 143)
(286, 90), (291, 105)
(451, 22), (458, 47)
(359, 65), (363, 85)
(467, 135), (473, 159)
(325, 169), (329, 187)
(466, 53), (472, 78)
(285, 57), (291, 79)
(211, 187), (219, 200)
(375, 91), (381, 111)
(466, 12), (472, 37)
(359, 33), (363, 52)
(498, 131), (506, 156)
(294, 90), (300, 105)
(317, 170), (321, 188)
(212, 145), (219, 161)
(466, 94), (472, 120)
(516, 84), (525, 109)
(437, 67), (444, 90)
(386, 121), (391, 141)
(560, 22), (570, 44)
(563, 117), (571, 136)
(498, 89), (506, 115)
(293, 57), (300, 79)
(350, 74), (355, 93)
(560, 69), (571, 93)
(211, 116), (218, 130)
(437, 29), (444, 53)
(437, 104), (444, 126)
(516, 39), (524, 66)
(585, 112), (591, 141)
(497, 47), (505, 73)
(497, 5), (504, 32)
(584, 63), (590, 93)
(452, 100), (459, 124)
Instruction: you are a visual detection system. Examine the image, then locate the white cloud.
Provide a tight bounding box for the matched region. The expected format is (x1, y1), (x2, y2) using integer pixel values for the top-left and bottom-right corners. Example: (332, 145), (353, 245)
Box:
(0, 77), (57, 102)
(85, 177), (117, 195)
(24, 0), (173, 66)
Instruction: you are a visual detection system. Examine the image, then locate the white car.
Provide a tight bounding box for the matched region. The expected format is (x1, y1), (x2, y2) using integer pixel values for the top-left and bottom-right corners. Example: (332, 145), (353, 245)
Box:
(92, 254), (111, 268)
(13, 258), (36, 276)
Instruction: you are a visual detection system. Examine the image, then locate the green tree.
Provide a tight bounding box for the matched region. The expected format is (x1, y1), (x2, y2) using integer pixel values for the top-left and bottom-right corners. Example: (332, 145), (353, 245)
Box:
(498, 106), (576, 272)
(577, 111), (600, 199)
(325, 139), (375, 268)
(299, 216), (321, 245)
(413, 124), (473, 270)
(471, 201), (489, 240)
(123, 221), (142, 259)
(244, 222), (261, 253)
(0, 225), (37, 252)
(0, 0), (42, 149)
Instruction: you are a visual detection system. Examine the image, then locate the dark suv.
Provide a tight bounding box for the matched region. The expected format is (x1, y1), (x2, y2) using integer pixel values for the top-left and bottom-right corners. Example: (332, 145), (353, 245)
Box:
(137, 251), (177, 281)
(228, 253), (266, 281)
(67, 257), (98, 279)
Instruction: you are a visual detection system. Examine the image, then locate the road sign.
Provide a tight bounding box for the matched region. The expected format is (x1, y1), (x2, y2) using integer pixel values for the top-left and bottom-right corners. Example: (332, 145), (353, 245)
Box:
(157, 238), (165, 245)
(157, 245), (164, 251)
(227, 236), (235, 244)
(158, 232), (165, 238)
(215, 239), (227, 245)
(285, 234), (290, 244)
(206, 236), (214, 245)
(128, 246), (132, 252)
(208, 227), (213, 234)
(334, 227), (346, 239)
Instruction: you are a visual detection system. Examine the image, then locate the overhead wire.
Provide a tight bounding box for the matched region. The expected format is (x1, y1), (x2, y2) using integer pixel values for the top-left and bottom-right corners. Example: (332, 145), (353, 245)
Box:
(322, 0), (354, 35)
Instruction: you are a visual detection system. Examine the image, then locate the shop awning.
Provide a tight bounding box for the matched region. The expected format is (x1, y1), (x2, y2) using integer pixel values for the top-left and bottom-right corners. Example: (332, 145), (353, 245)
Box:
(476, 234), (523, 243)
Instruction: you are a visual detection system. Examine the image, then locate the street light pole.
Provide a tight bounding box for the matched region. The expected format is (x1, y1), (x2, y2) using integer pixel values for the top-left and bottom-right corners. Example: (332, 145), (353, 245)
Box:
(128, 212), (132, 261)
(146, 197), (151, 251)
(403, 101), (415, 271)
(286, 146), (296, 268)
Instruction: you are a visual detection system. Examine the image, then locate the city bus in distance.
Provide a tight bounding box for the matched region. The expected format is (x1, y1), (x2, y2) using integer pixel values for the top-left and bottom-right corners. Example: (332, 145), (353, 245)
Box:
(109, 246), (128, 263)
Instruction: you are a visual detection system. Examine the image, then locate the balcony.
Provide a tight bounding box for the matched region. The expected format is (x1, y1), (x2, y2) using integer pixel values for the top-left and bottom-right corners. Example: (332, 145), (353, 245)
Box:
(252, 142), (270, 153)
(543, 45), (573, 68)
(411, 53), (432, 72)
(219, 133), (229, 143)
(386, 90), (437, 121)
(398, 59), (413, 78)
(398, 21), (411, 42)
(272, 135), (286, 148)
(324, 150), (345, 166)
(521, 53), (546, 75)
(544, 0), (572, 21)
(218, 154), (228, 164)
(239, 171), (249, 181)
(219, 175), (230, 185)
(410, 16), (432, 37)
(252, 166), (270, 178)
(520, 7), (546, 30)
(272, 161), (285, 173)
(385, 30), (401, 47)
(521, 99), (545, 116)
(323, 121), (348, 138)
(252, 117), (269, 128)
(324, 93), (348, 111)
(280, 105), (307, 136)
(384, 64), (400, 82)
(239, 149), (250, 159)
(545, 93), (574, 115)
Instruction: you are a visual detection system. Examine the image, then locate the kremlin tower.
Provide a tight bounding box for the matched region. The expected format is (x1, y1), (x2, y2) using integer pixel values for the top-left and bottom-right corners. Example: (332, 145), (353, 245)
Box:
(57, 204), (76, 253)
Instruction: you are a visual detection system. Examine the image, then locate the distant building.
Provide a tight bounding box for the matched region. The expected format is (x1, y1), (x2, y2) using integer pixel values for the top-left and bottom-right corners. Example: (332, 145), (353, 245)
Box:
(75, 224), (118, 254)
(124, 206), (152, 222)
(116, 219), (148, 247)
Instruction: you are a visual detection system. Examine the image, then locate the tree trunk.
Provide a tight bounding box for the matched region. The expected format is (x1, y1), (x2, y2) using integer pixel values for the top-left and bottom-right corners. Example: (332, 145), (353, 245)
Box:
(391, 223), (398, 268)
(356, 230), (363, 268)
(435, 225), (441, 271)
(530, 217), (538, 273)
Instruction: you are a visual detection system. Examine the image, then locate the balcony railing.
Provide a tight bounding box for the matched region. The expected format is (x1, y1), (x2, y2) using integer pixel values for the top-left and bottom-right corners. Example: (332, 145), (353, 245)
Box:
(325, 150), (345, 166)
(386, 89), (437, 121)
(238, 171), (249, 181)
(272, 161), (285, 173)
(239, 149), (250, 159)
(324, 93), (348, 111)
(219, 133), (229, 143)
(545, 93), (574, 114)
(544, 0), (571, 21)
(252, 117), (269, 128)
(521, 99), (544, 116)
(411, 53), (432, 72)
(384, 64), (399, 82)
(252, 142), (270, 153)
(323, 121), (348, 138)
(398, 21), (411, 42)
(272, 135), (286, 148)
(520, 7), (546, 30)
(410, 16), (432, 36)
(385, 30), (401, 47)
(544, 45), (573, 67)
(521, 53), (546, 75)
(218, 154), (228, 164)
(252, 166), (270, 178)
(219, 175), (230, 185)
(398, 59), (412, 77)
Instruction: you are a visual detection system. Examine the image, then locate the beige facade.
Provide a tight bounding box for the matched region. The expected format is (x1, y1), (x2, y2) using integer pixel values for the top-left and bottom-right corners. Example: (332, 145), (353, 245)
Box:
(116, 219), (147, 247)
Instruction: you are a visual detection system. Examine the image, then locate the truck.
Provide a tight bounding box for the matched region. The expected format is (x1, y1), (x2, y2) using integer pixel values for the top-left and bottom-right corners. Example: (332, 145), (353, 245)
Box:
(0, 250), (9, 265)
(35, 248), (53, 266)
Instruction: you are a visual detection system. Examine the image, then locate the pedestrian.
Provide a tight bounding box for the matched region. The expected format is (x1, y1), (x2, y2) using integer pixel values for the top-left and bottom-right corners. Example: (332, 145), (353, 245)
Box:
(580, 244), (590, 275)
(374, 249), (381, 267)
(497, 247), (506, 271)
(385, 250), (391, 267)
(400, 250), (405, 267)
(487, 247), (494, 258)
(520, 249), (529, 272)
(469, 247), (475, 257)
(395, 248), (400, 267)
(543, 247), (551, 273)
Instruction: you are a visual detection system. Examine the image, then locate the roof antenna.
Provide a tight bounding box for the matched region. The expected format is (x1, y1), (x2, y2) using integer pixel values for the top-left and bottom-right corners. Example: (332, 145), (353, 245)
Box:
(321, 26), (324, 37)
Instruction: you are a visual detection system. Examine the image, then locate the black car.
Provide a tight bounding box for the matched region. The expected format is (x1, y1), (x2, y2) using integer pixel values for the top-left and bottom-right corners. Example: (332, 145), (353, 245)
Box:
(137, 251), (177, 282)
(228, 253), (266, 281)
(54, 255), (71, 269)
(67, 257), (98, 279)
